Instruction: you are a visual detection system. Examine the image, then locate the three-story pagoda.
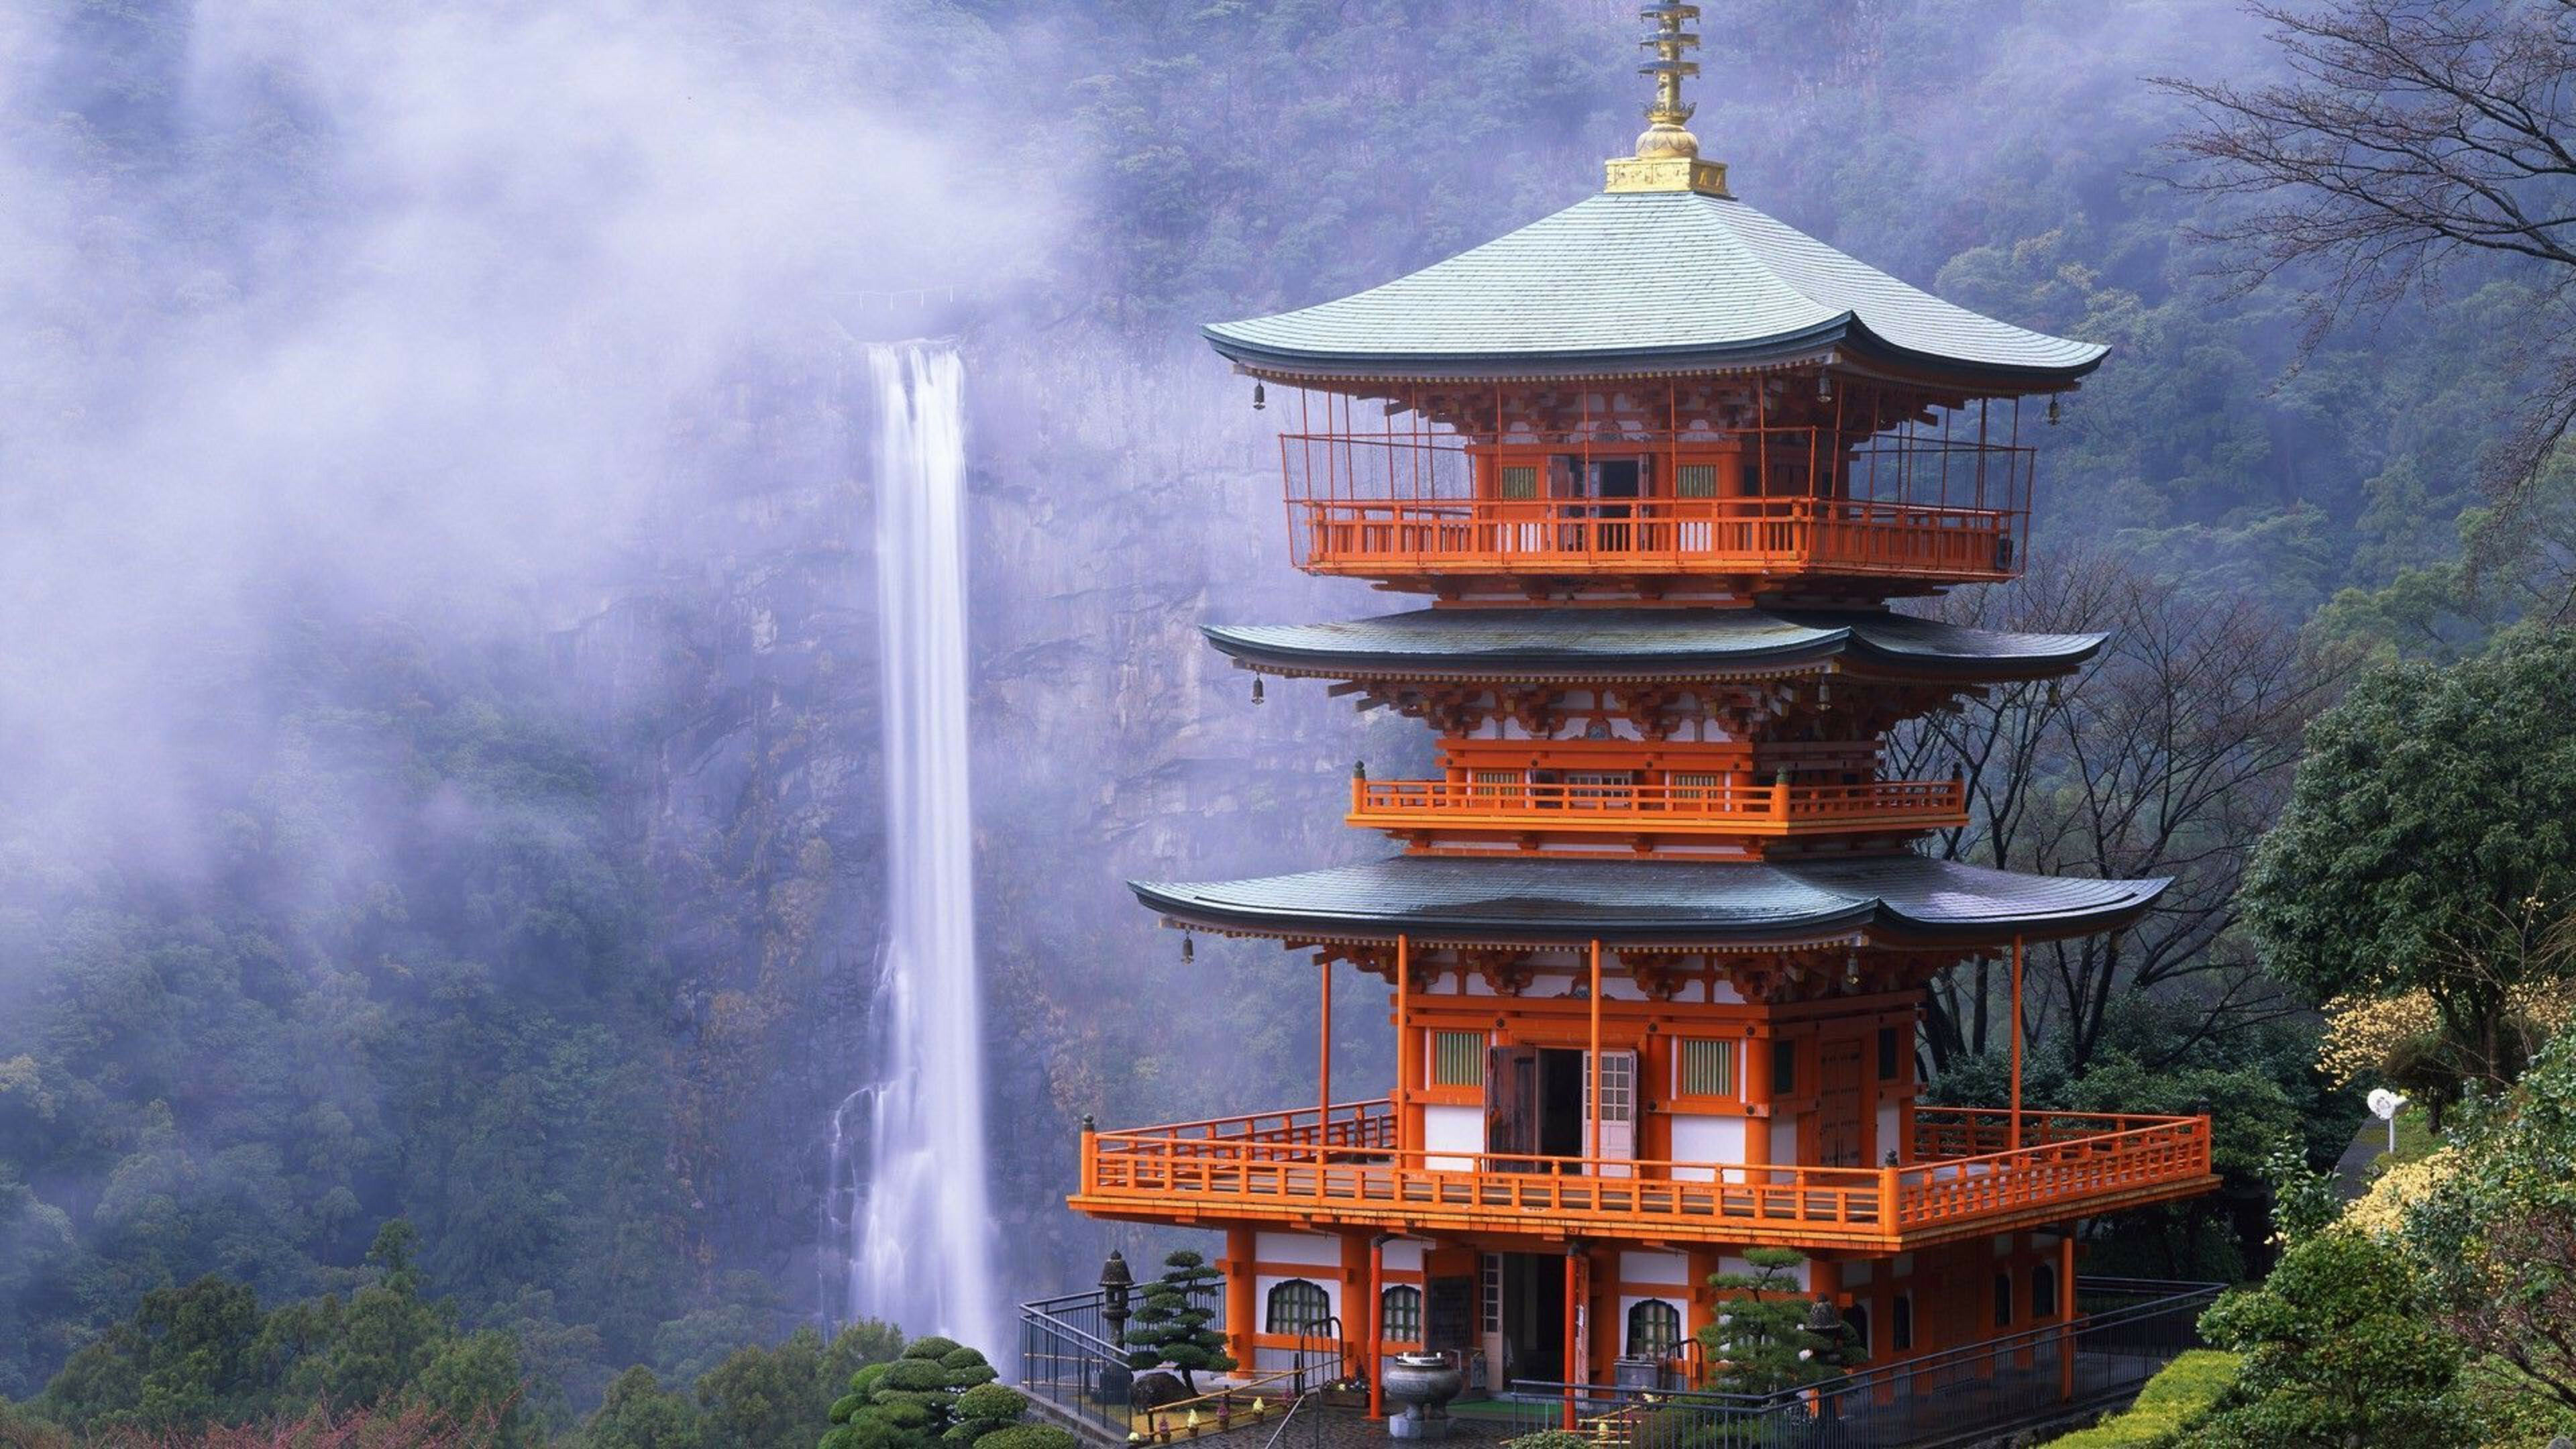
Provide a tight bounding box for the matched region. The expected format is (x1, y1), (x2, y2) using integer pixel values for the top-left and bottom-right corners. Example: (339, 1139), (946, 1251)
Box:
(1070, 7), (2217, 1423)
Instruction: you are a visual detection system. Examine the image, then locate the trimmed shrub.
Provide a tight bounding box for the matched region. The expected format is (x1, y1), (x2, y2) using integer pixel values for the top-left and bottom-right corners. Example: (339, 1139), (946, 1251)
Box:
(974, 1427), (1078, 1449)
(2043, 1351), (2240, 1447)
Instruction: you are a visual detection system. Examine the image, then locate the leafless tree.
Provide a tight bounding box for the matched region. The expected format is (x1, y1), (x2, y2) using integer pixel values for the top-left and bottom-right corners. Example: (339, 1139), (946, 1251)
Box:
(1888, 549), (2338, 1075)
(2155, 0), (2576, 501)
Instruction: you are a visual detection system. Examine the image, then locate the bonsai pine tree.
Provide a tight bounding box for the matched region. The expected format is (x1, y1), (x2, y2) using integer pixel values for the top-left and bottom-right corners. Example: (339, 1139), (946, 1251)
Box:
(822, 1338), (1013, 1449)
(1697, 1248), (1862, 1399)
(1122, 1250), (1236, 1393)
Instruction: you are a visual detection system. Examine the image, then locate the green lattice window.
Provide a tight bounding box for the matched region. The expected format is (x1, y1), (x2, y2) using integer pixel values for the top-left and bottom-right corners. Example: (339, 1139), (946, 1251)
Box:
(1626, 1299), (1682, 1358)
(1266, 1279), (1331, 1336)
(1676, 464), (1719, 498)
(1381, 1285), (1424, 1343)
(1499, 465), (1540, 500)
(1433, 1031), (1486, 1087)
(1678, 1038), (1738, 1098)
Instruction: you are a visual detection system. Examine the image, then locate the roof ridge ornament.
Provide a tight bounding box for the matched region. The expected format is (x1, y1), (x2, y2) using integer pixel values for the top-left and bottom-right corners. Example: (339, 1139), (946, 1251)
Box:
(1606, 3), (1733, 199)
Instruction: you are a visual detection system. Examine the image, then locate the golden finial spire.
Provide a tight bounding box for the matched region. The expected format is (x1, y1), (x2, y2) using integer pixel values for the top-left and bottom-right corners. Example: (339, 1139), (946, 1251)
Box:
(1605, 3), (1731, 197)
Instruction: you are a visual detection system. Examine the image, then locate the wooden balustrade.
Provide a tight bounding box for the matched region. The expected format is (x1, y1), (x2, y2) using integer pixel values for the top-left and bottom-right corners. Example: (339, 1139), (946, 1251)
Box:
(1291, 496), (2017, 580)
(1348, 776), (1968, 837)
(1071, 1102), (2213, 1251)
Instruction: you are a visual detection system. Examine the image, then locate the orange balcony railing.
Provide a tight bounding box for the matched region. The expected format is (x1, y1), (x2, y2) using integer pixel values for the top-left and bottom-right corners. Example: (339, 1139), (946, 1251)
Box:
(1294, 496), (2016, 580)
(1348, 776), (1969, 837)
(1070, 1102), (2214, 1253)
(1277, 424), (2033, 584)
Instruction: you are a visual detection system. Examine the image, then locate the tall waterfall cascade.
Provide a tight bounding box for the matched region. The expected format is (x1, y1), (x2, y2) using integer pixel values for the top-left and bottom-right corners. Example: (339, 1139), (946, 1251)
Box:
(828, 341), (1002, 1356)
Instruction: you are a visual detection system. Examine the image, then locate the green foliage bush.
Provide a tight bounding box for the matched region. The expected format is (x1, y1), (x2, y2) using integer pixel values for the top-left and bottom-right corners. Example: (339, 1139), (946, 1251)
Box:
(1501, 1432), (1594, 1449)
(971, 1426), (1078, 1449)
(819, 1336), (1024, 1449)
(2041, 1350), (2238, 1447)
(2191, 1232), (2469, 1448)
(23, 1222), (535, 1443)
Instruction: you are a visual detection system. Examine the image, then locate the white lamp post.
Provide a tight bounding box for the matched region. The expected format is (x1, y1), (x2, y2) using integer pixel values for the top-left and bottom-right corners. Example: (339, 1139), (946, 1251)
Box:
(2367, 1087), (2408, 1155)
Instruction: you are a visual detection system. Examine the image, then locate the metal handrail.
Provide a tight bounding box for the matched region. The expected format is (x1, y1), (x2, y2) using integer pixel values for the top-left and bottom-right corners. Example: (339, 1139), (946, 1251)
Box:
(1500, 1277), (2222, 1412)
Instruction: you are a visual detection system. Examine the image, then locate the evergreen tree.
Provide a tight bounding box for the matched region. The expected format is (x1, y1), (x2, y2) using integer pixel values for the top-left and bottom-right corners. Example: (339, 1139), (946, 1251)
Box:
(579, 1366), (705, 1449)
(1122, 1251), (1235, 1393)
(1696, 1249), (1862, 1399)
(820, 1337), (1012, 1449)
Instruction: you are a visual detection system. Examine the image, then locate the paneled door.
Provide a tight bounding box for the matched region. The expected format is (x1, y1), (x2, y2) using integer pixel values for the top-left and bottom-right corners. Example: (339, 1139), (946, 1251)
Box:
(1587, 1049), (1639, 1177)
(1817, 1039), (1866, 1167)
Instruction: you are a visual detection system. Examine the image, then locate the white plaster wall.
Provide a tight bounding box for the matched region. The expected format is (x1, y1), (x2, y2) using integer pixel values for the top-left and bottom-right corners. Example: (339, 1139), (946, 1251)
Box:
(1256, 1231), (1342, 1268)
(1620, 1250), (1688, 1285)
(1424, 1105), (1483, 1171)
(1668, 1113), (1744, 1181)
(1876, 1102), (1901, 1161)
(1383, 1240), (1427, 1273)
(1770, 1118), (1800, 1165)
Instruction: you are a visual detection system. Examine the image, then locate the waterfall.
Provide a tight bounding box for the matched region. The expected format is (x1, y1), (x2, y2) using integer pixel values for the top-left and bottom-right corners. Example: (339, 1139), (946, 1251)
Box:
(831, 340), (1002, 1356)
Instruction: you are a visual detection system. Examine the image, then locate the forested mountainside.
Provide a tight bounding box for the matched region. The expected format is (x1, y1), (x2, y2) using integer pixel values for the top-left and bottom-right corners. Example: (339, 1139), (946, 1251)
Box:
(3, 0), (2569, 1430)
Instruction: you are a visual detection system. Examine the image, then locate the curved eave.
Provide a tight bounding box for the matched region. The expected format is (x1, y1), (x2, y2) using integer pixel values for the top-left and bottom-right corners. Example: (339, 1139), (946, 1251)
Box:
(1202, 312), (2106, 392)
(1198, 615), (2108, 685)
(1129, 858), (2169, 951)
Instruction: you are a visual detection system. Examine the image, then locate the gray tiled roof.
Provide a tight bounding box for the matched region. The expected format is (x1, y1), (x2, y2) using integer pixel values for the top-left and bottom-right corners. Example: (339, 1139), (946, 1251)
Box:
(1132, 855), (2166, 946)
(1204, 191), (2106, 384)
(1202, 608), (2105, 679)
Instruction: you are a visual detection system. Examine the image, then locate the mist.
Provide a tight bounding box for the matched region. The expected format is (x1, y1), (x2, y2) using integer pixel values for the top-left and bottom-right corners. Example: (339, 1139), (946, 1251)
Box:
(2, 0), (2424, 1420)
(0, 1), (1054, 883)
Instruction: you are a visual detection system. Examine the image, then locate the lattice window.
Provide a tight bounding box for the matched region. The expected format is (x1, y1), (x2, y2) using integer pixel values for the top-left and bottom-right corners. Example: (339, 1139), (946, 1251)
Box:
(1678, 1038), (1738, 1098)
(1564, 770), (1634, 808)
(1433, 1030), (1486, 1087)
(1625, 1299), (1682, 1358)
(1676, 464), (1719, 498)
(1381, 1285), (1424, 1343)
(1590, 1051), (1634, 1121)
(1481, 1255), (1502, 1334)
(1666, 771), (1725, 804)
(1470, 769), (1524, 802)
(1499, 465), (1540, 500)
(1266, 1279), (1332, 1336)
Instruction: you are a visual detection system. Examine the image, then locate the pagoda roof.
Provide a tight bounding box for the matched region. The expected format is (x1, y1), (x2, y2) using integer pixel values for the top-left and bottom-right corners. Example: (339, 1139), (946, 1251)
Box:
(1203, 607), (2104, 682)
(1204, 190), (2107, 387)
(1132, 855), (2166, 949)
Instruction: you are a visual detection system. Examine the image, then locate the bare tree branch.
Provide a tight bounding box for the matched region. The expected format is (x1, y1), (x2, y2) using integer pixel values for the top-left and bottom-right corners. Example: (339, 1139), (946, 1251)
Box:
(2155, 0), (2576, 498)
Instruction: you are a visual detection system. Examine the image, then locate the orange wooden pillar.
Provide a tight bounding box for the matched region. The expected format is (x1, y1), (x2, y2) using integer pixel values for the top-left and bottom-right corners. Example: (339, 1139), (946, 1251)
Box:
(2057, 1229), (2078, 1401)
(1319, 956), (1332, 1125)
(2008, 935), (2025, 1150)
(1225, 1227), (1257, 1373)
(1394, 934), (1413, 1152)
(1587, 939), (1604, 1157)
(1560, 1246), (1586, 1428)
(1366, 1235), (1387, 1417)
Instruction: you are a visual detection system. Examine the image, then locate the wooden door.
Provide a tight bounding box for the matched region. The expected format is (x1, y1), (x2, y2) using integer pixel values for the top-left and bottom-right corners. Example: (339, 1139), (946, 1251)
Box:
(1488, 1046), (1540, 1169)
(1588, 1049), (1639, 1177)
(1817, 1039), (1864, 1168)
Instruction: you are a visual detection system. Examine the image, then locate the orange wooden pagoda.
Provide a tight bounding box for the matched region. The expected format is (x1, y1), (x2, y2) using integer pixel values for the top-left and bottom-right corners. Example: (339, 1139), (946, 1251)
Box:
(1069, 5), (2216, 1416)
